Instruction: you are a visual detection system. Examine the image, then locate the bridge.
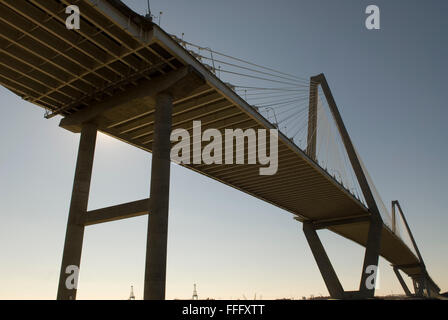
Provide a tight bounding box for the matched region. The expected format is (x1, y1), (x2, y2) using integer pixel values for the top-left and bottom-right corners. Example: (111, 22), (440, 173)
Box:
(0, 0), (441, 299)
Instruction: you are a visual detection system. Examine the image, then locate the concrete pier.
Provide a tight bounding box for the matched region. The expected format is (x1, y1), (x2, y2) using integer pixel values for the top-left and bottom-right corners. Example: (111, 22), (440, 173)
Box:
(303, 222), (345, 299)
(393, 266), (412, 297)
(57, 122), (97, 300)
(358, 217), (383, 298)
(144, 93), (173, 300)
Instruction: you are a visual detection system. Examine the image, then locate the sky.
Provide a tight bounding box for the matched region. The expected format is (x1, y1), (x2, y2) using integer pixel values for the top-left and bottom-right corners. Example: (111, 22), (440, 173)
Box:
(0, 0), (447, 299)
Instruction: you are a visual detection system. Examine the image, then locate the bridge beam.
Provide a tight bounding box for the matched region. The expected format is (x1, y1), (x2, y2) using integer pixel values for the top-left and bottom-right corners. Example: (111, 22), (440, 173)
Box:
(311, 215), (371, 230)
(81, 198), (150, 226)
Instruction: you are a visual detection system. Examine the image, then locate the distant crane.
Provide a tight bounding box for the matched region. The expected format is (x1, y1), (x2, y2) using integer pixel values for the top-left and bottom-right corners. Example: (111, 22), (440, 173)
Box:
(128, 286), (135, 300)
(192, 284), (198, 300)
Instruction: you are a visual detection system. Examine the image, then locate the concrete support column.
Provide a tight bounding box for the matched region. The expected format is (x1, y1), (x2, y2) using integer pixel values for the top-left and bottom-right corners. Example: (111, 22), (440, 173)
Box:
(303, 222), (345, 299)
(358, 217), (383, 298)
(57, 122), (97, 300)
(412, 276), (428, 297)
(144, 92), (173, 300)
(393, 267), (412, 297)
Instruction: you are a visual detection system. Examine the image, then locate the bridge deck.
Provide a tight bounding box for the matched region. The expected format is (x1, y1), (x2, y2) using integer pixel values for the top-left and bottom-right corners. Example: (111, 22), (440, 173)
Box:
(0, 0), (423, 278)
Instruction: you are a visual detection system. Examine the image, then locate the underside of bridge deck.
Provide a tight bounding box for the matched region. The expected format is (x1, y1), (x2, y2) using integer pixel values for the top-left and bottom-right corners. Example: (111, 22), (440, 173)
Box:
(0, 0), (440, 300)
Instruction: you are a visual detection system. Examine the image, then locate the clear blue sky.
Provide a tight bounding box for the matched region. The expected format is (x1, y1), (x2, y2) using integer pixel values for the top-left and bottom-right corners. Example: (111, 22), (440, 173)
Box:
(0, 0), (447, 299)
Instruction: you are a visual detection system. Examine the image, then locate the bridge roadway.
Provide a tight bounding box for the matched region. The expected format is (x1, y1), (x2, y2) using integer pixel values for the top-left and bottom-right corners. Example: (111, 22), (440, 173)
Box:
(0, 0), (431, 295)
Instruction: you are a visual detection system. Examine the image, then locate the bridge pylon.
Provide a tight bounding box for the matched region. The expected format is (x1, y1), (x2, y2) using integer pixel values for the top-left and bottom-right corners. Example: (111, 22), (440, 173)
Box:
(301, 74), (385, 299)
(300, 74), (441, 299)
(390, 200), (441, 298)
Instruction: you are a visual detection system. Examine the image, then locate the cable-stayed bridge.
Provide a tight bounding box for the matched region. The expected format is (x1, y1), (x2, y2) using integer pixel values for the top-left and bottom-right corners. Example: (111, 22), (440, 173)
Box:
(0, 0), (441, 299)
